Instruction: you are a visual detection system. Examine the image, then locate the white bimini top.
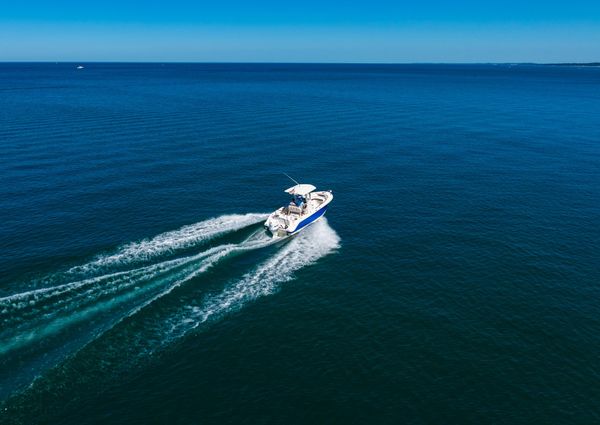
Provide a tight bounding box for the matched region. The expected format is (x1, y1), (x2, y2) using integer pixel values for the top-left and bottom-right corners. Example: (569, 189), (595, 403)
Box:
(284, 184), (316, 196)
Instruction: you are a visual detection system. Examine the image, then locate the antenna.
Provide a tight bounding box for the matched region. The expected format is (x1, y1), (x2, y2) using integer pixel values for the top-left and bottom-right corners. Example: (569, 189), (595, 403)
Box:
(283, 172), (300, 186)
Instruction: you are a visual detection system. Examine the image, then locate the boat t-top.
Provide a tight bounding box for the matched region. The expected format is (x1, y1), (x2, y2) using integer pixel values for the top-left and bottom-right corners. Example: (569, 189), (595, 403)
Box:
(264, 176), (333, 238)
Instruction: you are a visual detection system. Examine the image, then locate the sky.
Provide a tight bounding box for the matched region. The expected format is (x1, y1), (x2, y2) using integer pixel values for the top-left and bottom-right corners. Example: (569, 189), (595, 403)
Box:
(1, 0), (599, 62)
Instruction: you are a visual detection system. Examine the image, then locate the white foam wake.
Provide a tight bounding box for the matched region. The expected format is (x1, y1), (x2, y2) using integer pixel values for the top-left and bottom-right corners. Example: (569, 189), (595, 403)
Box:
(66, 213), (267, 275)
(162, 218), (341, 344)
(0, 217), (274, 357)
(0, 218), (340, 400)
(0, 245), (229, 356)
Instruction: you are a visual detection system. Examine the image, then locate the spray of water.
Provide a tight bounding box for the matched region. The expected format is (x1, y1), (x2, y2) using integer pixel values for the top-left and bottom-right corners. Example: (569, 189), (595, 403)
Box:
(0, 214), (340, 403)
(66, 213), (267, 276)
(0, 214), (270, 357)
(155, 218), (341, 347)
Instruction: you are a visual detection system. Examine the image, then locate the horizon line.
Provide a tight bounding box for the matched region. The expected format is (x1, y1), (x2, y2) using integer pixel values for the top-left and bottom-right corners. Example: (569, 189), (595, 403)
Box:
(1, 60), (598, 65)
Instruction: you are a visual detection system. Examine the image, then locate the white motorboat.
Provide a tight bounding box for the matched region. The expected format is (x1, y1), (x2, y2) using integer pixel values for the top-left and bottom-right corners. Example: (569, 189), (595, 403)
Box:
(264, 178), (333, 238)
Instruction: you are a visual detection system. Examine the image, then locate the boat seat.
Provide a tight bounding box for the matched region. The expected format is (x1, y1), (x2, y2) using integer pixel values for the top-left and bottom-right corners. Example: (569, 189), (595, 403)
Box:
(288, 205), (302, 215)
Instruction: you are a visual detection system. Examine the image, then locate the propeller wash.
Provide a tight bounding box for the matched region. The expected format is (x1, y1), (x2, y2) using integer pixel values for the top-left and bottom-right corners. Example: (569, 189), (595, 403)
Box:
(0, 213), (340, 398)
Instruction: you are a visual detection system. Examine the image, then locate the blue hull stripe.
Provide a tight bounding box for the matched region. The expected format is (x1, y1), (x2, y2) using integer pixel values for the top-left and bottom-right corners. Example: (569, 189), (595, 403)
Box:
(290, 206), (328, 234)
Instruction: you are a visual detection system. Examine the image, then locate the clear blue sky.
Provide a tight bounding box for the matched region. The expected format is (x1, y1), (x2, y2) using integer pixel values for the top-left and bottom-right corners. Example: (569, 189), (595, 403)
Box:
(1, 0), (599, 62)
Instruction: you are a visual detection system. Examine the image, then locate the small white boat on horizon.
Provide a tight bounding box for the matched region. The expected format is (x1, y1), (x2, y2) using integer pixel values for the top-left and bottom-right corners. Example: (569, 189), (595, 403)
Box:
(77, 65), (84, 69)
(264, 177), (333, 238)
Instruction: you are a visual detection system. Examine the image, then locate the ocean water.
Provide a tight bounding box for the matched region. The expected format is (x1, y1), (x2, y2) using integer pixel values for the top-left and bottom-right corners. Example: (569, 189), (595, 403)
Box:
(0, 63), (599, 424)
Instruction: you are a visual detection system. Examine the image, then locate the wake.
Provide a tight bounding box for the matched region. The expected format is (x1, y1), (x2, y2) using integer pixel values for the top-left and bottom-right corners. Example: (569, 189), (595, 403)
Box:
(0, 213), (269, 357)
(150, 218), (341, 349)
(66, 213), (267, 276)
(36, 218), (341, 380)
(0, 213), (340, 400)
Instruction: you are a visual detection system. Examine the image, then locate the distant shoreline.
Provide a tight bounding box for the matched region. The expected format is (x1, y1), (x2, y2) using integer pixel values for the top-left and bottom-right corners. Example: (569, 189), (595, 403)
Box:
(544, 62), (600, 67)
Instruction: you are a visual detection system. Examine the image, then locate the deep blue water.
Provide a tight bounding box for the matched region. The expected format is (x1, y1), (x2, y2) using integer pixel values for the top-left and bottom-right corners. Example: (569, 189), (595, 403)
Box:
(1, 63), (599, 424)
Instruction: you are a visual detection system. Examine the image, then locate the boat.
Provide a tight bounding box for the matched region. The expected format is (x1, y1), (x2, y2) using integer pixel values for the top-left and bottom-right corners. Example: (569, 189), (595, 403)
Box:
(76, 65), (84, 69)
(264, 178), (333, 238)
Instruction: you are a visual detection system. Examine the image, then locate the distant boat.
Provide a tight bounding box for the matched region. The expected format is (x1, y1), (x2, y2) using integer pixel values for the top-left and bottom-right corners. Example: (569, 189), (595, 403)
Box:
(77, 65), (84, 70)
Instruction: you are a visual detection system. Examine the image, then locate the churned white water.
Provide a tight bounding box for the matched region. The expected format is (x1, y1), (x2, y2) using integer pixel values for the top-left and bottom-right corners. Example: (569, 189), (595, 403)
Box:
(0, 214), (272, 356)
(160, 218), (341, 344)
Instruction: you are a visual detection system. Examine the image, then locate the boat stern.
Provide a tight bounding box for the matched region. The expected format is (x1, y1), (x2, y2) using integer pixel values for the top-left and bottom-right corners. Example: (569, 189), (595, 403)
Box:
(264, 213), (290, 238)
